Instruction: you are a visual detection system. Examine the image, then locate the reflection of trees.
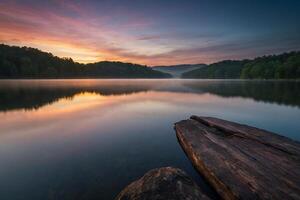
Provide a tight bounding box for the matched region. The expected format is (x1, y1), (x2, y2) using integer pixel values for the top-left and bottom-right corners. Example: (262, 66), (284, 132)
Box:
(0, 83), (157, 111)
(0, 88), (78, 111)
(0, 80), (299, 111)
(184, 80), (300, 107)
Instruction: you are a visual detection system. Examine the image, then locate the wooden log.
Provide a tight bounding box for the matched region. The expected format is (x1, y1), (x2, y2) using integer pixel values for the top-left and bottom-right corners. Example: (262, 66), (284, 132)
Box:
(115, 167), (211, 200)
(175, 116), (300, 200)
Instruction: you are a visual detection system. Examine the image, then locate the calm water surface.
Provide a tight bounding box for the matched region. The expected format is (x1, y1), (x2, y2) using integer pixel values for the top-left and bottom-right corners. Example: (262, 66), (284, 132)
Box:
(0, 79), (299, 200)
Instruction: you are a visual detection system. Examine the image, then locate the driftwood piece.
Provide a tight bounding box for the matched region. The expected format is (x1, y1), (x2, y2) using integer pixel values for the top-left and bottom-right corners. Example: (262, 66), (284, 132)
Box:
(175, 116), (300, 200)
(115, 167), (211, 200)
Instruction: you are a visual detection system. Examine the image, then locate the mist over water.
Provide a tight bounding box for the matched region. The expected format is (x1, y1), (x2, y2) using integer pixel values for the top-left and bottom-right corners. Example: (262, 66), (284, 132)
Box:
(0, 79), (299, 200)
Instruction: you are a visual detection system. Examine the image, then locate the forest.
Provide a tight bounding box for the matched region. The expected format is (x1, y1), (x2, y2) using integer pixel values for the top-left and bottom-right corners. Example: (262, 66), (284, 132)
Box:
(182, 51), (300, 79)
(0, 44), (171, 78)
(1, 44), (299, 79)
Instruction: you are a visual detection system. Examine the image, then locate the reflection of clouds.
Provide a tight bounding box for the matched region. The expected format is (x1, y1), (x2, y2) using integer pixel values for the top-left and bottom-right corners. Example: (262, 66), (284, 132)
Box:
(0, 91), (219, 138)
(0, 80), (299, 113)
(1, 88), (300, 146)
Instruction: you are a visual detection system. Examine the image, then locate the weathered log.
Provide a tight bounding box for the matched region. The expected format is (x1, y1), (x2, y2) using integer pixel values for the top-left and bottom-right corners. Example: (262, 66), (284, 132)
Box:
(175, 116), (300, 200)
(115, 167), (211, 200)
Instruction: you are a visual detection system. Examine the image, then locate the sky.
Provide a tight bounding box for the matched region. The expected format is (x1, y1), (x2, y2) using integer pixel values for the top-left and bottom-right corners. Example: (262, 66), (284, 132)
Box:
(0, 0), (299, 66)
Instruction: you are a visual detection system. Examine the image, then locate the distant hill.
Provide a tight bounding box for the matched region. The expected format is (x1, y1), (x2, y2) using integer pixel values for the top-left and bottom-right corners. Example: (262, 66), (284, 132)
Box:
(182, 60), (248, 79)
(153, 64), (206, 78)
(0, 44), (171, 78)
(182, 52), (300, 79)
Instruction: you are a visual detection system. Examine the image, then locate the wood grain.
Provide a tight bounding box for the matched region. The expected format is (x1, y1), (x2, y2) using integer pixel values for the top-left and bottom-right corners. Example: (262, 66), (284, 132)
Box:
(175, 116), (300, 200)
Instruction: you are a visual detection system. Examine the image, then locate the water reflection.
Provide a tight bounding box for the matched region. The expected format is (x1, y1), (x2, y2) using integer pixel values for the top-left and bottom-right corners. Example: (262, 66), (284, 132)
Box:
(0, 79), (299, 200)
(0, 80), (299, 112)
(184, 80), (300, 107)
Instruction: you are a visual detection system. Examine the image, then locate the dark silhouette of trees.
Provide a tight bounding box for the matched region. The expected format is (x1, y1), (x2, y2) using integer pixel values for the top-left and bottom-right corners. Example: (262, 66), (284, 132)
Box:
(240, 52), (300, 79)
(182, 52), (300, 79)
(1, 43), (299, 79)
(182, 60), (248, 79)
(0, 44), (171, 78)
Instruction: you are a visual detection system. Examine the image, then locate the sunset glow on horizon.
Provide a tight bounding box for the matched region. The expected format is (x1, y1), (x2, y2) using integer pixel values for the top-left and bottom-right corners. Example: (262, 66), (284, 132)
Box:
(0, 0), (299, 66)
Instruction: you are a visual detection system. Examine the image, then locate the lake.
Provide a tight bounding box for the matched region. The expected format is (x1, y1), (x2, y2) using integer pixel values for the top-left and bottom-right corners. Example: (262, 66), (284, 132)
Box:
(0, 79), (299, 200)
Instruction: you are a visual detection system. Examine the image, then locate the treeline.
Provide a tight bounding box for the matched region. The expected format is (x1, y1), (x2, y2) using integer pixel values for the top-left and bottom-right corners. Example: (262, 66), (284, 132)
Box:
(182, 52), (300, 79)
(241, 52), (300, 79)
(182, 60), (248, 79)
(0, 44), (171, 78)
